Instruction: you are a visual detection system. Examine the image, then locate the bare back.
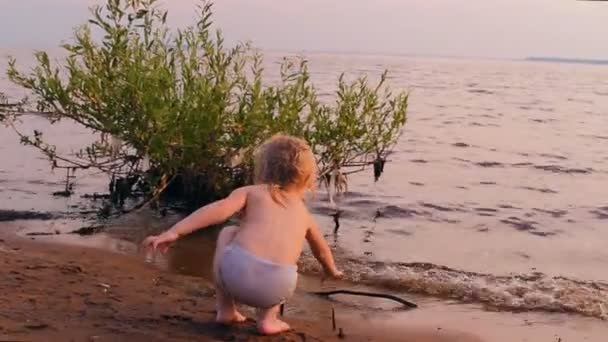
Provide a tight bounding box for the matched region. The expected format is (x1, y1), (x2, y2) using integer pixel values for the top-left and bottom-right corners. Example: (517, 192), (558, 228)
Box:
(233, 185), (311, 265)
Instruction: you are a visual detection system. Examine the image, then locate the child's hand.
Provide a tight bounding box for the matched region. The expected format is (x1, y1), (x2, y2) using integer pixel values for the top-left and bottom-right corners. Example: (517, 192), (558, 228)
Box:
(321, 269), (345, 283)
(332, 270), (345, 279)
(142, 231), (179, 254)
(329, 270), (345, 279)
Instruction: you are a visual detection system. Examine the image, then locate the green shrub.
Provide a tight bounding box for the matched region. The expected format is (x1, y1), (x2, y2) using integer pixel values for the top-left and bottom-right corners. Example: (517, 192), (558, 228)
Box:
(5, 0), (408, 209)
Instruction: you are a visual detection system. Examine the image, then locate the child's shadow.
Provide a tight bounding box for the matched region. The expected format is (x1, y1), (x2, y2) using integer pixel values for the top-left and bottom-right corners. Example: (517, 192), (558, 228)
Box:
(161, 314), (312, 341)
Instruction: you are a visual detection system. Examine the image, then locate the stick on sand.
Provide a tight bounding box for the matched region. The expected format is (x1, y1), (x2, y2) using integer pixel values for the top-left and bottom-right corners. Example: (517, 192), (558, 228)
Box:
(310, 290), (418, 309)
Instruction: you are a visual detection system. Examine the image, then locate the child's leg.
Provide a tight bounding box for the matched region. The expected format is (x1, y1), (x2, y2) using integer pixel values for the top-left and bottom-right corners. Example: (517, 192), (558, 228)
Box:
(256, 305), (291, 335)
(213, 226), (246, 323)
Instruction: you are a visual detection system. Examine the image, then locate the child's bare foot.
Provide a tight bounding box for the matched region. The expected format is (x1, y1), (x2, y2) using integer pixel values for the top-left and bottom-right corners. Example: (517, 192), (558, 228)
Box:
(216, 310), (247, 324)
(257, 318), (292, 335)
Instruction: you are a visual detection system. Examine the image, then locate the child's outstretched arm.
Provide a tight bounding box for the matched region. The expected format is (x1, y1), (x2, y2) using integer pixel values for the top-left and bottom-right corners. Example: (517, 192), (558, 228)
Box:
(142, 186), (250, 253)
(305, 216), (343, 279)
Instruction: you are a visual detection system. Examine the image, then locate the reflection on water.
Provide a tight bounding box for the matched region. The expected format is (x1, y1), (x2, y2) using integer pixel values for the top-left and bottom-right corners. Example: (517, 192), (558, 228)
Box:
(160, 229), (218, 281)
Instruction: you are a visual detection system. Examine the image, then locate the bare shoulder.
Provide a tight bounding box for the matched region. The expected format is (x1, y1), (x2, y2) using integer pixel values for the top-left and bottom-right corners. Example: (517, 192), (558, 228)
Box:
(231, 185), (259, 195)
(228, 185), (269, 203)
(236, 184), (267, 197)
(226, 185), (256, 202)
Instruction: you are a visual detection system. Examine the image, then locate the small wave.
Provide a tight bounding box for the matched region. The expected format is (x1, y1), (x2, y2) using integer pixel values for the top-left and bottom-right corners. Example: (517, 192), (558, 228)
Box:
(469, 122), (491, 127)
(475, 161), (504, 168)
(468, 159), (594, 175)
(420, 202), (465, 213)
(452, 142), (470, 148)
(4, 188), (38, 195)
(498, 204), (521, 209)
(479, 181), (497, 185)
(500, 217), (537, 232)
(532, 164), (593, 175)
(500, 216), (559, 237)
(539, 153), (568, 160)
(580, 134), (608, 141)
(590, 206), (608, 220)
(533, 208), (568, 218)
(567, 97), (594, 104)
(475, 208), (498, 217)
(520, 186), (558, 194)
(376, 205), (421, 219)
(25, 180), (65, 186)
(342, 191), (401, 200)
(530, 118), (550, 124)
(347, 199), (386, 207)
(298, 254), (608, 319)
(468, 89), (494, 95)
(410, 159), (429, 164)
(475, 207), (499, 213)
(386, 228), (413, 237)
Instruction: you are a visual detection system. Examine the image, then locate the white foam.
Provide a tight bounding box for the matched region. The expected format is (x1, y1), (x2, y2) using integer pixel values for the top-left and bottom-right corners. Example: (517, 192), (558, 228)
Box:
(298, 252), (608, 319)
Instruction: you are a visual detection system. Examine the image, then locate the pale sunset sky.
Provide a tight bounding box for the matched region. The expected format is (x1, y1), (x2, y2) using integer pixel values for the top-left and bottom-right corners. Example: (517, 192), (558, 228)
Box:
(0, 0), (607, 59)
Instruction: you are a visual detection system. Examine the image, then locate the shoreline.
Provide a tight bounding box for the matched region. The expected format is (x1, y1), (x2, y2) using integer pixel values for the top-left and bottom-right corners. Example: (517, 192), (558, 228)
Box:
(0, 223), (483, 342)
(3, 216), (608, 341)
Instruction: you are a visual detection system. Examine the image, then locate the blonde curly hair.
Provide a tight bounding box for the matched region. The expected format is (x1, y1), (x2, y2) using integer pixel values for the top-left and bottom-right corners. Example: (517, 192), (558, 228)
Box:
(254, 134), (316, 204)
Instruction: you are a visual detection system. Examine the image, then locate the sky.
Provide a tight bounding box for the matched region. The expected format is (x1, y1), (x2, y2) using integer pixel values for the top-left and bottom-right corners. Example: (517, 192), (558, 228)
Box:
(0, 0), (607, 59)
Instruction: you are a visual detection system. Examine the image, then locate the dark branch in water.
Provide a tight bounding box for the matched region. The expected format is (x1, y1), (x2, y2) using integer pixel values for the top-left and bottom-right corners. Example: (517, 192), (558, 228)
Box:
(0, 103), (21, 108)
(374, 208), (382, 222)
(52, 168), (77, 197)
(311, 290), (418, 309)
(373, 157), (386, 182)
(331, 307), (336, 331)
(119, 175), (175, 215)
(332, 210), (341, 234)
(70, 225), (105, 236)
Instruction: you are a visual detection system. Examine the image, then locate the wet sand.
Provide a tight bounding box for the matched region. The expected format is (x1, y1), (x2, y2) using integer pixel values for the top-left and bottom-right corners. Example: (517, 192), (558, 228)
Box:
(0, 225), (483, 342)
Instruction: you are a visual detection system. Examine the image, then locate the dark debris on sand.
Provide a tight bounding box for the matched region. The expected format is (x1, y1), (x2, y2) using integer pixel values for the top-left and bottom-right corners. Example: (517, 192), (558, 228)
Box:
(0, 210), (54, 222)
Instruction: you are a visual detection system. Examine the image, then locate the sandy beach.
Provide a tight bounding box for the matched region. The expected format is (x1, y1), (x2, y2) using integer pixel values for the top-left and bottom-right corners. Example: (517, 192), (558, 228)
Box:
(0, 223), (485, 342)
